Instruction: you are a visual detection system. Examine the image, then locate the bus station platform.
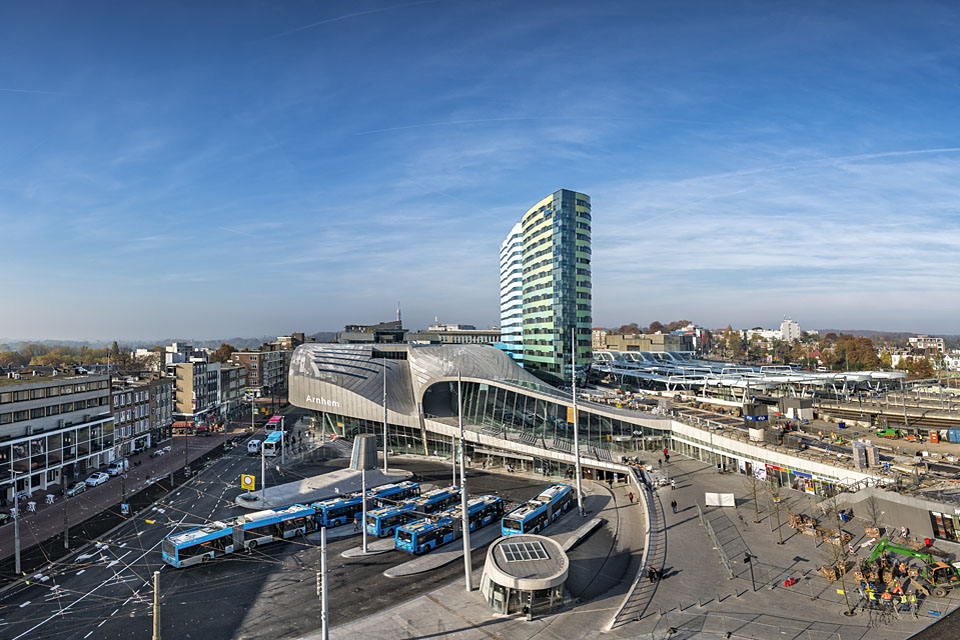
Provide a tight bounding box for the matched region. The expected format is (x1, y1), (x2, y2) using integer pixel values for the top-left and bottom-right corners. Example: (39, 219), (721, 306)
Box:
(380, 491), (607, 578)
(235, 467), (413, 510)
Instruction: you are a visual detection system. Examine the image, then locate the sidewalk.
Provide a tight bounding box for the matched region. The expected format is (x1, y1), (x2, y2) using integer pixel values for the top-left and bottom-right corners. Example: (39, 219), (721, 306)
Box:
(610, 456), (950, 639)
(0, 428), (241, 564)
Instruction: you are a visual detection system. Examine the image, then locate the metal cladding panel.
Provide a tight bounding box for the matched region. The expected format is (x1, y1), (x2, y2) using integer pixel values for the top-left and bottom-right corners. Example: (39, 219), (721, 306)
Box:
(350, 434), (377, 470)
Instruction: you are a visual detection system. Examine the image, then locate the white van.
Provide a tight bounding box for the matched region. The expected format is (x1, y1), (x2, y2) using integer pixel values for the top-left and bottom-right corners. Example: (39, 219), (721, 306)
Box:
(247, 439), (262, 455)
(107, 459), (129, 476)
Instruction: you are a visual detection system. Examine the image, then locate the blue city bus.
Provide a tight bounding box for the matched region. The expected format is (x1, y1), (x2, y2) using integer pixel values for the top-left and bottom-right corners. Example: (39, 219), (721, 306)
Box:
(395, 495), (503, 555)
(311, 481), (421, 528)
(365, 486), (460, 537)
(501, 483), (573, 536)
(161, 504), (316, 568)
(262, 431), (284, 457)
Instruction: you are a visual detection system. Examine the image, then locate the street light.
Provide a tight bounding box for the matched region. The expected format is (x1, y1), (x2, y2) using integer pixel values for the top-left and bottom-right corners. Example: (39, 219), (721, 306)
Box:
(743, 553), (757, 591)
(12, 470), (21, 575)
(350, 434), (377, 554)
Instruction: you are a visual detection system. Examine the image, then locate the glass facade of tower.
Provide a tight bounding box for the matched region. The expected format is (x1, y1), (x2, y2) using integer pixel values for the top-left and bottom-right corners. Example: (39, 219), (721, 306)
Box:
(520, 189), (592, 385)
(498, 222), (524, 365)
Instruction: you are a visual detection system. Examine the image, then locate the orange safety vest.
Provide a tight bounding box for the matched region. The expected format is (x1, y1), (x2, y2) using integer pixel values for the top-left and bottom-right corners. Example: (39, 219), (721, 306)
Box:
(881, 591), (892, 601)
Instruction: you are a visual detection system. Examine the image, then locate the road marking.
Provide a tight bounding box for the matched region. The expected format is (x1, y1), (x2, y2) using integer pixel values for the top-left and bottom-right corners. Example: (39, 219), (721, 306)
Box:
(76, 570), (85, 576)
(111, 608), (119, 616)
(98, 620), (106, 627)
(11, 517), (185, 640)
(19, 601), (31, 608)
(84, 632), (93, 638)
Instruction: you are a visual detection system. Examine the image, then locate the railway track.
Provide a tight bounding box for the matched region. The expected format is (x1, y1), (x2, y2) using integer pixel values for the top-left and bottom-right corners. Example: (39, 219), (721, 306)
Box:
(816, 404), (960, 431)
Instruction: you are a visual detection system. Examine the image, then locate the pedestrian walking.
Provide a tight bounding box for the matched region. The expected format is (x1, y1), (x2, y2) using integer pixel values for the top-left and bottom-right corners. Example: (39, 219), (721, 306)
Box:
(628, 492), (634, 504)
(353, 517), (359, 532)
(647, 565), (658, 583)
(607, 477), (613, 490)
(671, 479), (676, 490)
(658, 458), (662, 468)
(671, 499), (678, 514)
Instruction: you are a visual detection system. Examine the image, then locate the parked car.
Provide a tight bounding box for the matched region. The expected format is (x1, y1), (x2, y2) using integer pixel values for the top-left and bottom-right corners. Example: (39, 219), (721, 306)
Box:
(151, 448), (166, 458)
(65, 481), (87, 497)
(107, 459), (129, 476)
(162, 445), (171, 454)
(86, 472), (109, 487)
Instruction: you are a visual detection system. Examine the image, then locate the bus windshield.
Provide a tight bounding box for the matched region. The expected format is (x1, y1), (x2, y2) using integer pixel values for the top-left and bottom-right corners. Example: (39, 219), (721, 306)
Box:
(162, 540), (176, 559)
(502, 518), (522, 532)
(396, 530), (413, 544)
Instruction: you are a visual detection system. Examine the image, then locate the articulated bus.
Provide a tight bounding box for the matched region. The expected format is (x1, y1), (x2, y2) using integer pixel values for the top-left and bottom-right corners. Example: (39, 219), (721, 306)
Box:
(501, 483), (573, 536)
(161, 504), (316, 568)
(311, 481), (421, 528)
(262, 431), (284, 457)
(395, 495), (503, 555)
(265, 415), (285, 432)
(365, 486), (461, 537)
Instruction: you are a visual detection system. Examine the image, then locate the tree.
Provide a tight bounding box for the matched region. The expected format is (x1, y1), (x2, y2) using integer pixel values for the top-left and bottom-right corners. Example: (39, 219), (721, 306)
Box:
(646, 321), (665, 334)
(0, 351), (28, 367)
(767, 483), (787, 545)
(879, 349), (892, 369)
(820, 494), (856, 617)
(210, 343), (238, 364)
(908, 357), (934, 379)
(742, 472), (764, 524)
(615, 323), (640, 334)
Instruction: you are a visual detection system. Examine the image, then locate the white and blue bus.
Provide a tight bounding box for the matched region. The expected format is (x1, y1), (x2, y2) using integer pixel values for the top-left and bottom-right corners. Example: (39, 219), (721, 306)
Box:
(161, 504), (316, 568)
(262, 431), (284, 457)
(311, 481), (421, 528)
(395, 495), (503, 555)
(501, 483), (573, 536)
(365, 486), (460, 537)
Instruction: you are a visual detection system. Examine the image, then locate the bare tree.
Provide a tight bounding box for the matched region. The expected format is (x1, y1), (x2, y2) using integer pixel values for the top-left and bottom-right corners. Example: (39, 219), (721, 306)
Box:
(767, 483), (786, 545)
(819, 494), (856, 617)
(742, 471), (764, 524)
(862, 494), (884, 533)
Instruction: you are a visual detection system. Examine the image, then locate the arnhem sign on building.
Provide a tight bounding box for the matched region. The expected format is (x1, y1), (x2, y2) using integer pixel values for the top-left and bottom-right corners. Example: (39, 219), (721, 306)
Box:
(287, 343), (888, 496)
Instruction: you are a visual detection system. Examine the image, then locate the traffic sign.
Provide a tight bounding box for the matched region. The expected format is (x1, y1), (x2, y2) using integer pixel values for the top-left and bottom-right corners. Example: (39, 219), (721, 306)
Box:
(241, 474), (256, 490)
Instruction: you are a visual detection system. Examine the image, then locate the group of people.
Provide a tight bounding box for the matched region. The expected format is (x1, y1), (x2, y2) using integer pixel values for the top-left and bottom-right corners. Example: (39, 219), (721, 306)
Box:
(647, 565), (663, 583)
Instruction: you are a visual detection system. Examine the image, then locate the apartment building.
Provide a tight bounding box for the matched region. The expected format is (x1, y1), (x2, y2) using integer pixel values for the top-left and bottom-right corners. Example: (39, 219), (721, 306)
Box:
(110, 380), (152, 456)
(909, 335), (945, 353)
(0, 373), (114, 501)
(149, 376), (175, 442)
(169, 361), (219, 422)
(219, 364), (246, 420)
(231, 349), (286, 395)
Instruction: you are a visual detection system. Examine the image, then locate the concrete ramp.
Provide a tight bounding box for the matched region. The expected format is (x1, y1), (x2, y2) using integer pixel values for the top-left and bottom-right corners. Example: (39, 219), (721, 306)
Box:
(236, 468), (413, 510)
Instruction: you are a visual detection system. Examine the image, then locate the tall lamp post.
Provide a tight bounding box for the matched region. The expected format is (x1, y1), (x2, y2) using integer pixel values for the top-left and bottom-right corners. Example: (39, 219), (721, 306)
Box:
(571, 333), (584, 516)
(350, 434), (377, 554)
(458, 372), (472, 591)
(382, 361), (389, 473)
(12, 471), (21, 575)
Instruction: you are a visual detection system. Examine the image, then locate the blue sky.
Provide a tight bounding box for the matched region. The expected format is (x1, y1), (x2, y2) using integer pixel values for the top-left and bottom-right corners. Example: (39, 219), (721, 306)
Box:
(2, 1), (959, 341)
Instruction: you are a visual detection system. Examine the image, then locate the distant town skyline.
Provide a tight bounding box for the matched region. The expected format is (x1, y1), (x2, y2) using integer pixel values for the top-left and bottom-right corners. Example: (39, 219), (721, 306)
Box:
(2, 1), (960, 339)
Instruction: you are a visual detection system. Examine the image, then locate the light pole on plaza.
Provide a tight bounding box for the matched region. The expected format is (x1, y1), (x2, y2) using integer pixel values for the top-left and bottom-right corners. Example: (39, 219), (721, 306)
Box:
(571, 333), (584, 516)
(382, 360), (389, 473)
(12, 470), (21, 575)
(458, 372), (472, 591)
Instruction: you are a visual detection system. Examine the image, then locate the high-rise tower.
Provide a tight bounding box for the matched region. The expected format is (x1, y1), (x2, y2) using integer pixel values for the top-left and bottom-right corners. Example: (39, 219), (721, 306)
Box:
(498, 222), (524, 365)
(520, 189), (592, 385)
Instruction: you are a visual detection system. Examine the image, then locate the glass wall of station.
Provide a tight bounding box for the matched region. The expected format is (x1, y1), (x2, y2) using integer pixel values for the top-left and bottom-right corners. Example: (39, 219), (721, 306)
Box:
(313, 412), (426, 456)
(421, 381), (669, 457)
(671, 436), (841, 498)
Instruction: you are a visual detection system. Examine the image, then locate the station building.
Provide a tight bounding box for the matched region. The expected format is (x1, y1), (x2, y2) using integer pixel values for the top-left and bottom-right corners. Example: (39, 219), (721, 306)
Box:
(287, 344), (888, 497)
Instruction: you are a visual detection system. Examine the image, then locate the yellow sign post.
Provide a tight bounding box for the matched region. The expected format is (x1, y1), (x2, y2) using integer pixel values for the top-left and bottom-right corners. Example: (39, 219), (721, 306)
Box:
(241, 474), (256, 491)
